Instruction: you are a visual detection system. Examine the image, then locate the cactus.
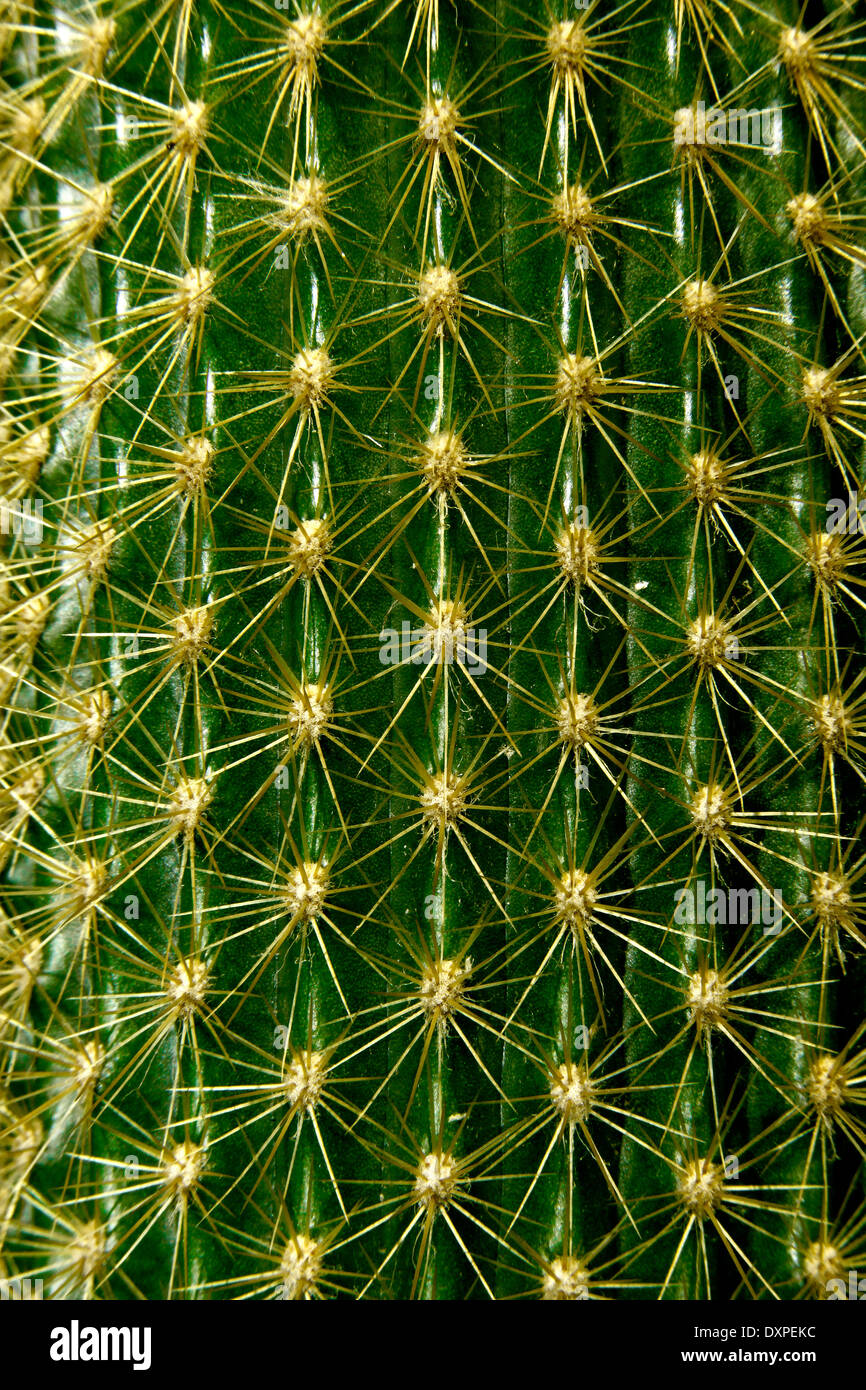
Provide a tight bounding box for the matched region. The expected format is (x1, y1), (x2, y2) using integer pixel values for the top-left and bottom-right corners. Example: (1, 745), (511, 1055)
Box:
(1, 0), (866, 1303)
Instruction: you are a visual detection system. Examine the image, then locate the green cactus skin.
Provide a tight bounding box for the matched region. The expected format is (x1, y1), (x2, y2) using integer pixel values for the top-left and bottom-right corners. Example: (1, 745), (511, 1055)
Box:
(729, 0), (826, 1300)
(2, 0), (866, 1303)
